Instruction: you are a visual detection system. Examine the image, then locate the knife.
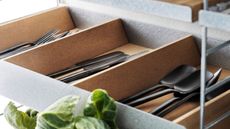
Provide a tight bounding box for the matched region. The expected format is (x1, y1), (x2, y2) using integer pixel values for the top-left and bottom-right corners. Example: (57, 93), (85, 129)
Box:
(56, 50), (149, 83)
(0, 61), (185, 129)
(48, 51), (126, 78)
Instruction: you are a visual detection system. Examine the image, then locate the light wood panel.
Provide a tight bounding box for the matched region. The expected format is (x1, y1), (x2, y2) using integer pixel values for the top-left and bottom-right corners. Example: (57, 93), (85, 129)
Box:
(6, 19), (128, 74)
(0, 6), (75, 51)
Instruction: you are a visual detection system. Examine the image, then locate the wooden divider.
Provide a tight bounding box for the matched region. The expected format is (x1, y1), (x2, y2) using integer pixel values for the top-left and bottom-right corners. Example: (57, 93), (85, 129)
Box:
(75, 35), (200, 100)
(0, 6), (75, 51)
(6, 19), (128, 74)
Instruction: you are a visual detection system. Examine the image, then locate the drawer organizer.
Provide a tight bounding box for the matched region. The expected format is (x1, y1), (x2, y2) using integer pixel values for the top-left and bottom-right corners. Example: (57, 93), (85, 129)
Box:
(0, 7), (75, 53)
(0, 1), (230, 129)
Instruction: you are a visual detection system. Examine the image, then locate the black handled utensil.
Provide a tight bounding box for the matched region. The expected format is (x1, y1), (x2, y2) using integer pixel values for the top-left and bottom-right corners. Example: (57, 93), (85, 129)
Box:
(151, 68), (222, 116)
(48, 51), (127, 78)
(120, 65), (197, 103)
(127, 70), (213, 107)
(58, 50), (148, 83)
(206, 74), (229, 100)
(59, 54), (129, 83)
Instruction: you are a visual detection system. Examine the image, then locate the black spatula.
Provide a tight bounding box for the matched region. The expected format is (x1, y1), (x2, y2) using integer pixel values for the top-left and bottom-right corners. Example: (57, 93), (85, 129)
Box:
(120, 65), (196, 103)
(151, 68), (222, 116)
(127, 70), (213, 107)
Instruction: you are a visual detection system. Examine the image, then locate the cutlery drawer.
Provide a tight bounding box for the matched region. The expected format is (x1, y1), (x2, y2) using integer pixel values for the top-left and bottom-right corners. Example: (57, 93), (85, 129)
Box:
(26, 34), (228, 129)
(5, 19), (152, 76)
(2, 6), (229, 129)
(0, 6), (75, 52)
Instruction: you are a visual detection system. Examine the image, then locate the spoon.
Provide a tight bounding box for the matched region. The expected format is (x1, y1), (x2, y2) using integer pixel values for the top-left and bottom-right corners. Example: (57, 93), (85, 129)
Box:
(120, 65), (197, 103)
(127, 70), (213, 107)
(151, 68), (222, 116)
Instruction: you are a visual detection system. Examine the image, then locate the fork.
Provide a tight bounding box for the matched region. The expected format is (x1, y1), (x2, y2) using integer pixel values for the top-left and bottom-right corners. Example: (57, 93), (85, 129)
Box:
(0, 29), (59, 57)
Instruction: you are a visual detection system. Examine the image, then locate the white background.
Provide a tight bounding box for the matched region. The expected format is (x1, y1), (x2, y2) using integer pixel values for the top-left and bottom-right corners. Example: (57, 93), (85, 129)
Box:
(0, 0), (57, 128)
(0, 0), (57, 23)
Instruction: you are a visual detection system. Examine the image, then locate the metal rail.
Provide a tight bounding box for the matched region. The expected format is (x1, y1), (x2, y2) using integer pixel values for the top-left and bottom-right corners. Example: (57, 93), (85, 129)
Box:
(201, 0), (230, 129)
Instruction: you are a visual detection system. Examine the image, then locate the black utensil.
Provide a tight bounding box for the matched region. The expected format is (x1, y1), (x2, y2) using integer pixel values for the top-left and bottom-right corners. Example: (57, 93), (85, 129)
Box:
(58, 51), (148, 83)
(206, 75), (229, 100)
(59, 54), (129, 83)
(120, 65), (197, 103)
(152, 68), (222, 116)
(48, 51), (127, 78)
(127, 70), (213, 107)
(0, 29), (59, 56)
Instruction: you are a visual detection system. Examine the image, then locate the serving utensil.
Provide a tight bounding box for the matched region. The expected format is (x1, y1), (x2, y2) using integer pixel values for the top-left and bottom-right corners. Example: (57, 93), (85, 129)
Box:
(151, 68), (222, 116)
(120, 65), (196, 103)
(127, 70), (213, 107)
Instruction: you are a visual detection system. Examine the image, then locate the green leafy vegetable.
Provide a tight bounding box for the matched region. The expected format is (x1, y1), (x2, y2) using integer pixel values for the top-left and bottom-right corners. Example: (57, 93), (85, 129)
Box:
(4, 89), (119, 129)
(35, 95), (79, 129)
(4, 102), (37, 129)
(75, 116), (110, 129)
(84, 89), (118, 129)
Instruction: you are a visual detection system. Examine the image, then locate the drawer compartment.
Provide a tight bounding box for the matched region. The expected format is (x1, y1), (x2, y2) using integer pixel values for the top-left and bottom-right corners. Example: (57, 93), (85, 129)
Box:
(73, 35), (230, 129)
(0, 6), (75, 52)
(6, 19), (152, 77)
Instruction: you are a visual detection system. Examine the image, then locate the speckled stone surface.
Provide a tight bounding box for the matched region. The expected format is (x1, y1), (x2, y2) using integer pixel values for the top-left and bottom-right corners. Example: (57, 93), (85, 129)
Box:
(76, 0), (192, 22)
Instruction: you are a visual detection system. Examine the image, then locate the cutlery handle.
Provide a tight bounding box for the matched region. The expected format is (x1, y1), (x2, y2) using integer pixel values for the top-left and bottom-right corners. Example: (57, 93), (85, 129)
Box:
(48, 51), (126, 78)
(150, 97), (180, 115)
(0, 42), (32, 56)
(60, 54), (127, 83)
(120, 84), (168, 104)
(127, 89), (174, 107)
(157, 92), (199, 117)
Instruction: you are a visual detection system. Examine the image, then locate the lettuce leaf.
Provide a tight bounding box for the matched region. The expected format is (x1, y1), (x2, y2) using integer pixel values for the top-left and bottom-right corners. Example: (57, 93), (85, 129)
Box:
(35, 95), (79, 129)
(4, 89), (118, 129)
(4, 102), (37, 129)
(84, 89), (118, 129)
(75, 116), (110, 129)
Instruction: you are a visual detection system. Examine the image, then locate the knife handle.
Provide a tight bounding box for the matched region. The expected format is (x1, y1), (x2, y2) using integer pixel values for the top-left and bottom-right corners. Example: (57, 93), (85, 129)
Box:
(60, 55), (127, 83)
(48, 51), (126, 78)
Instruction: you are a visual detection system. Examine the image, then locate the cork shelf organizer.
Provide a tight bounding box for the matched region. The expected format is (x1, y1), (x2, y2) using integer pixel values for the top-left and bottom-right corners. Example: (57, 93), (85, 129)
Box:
(0, 6), (80, 58)
(4, 20), (230, 129)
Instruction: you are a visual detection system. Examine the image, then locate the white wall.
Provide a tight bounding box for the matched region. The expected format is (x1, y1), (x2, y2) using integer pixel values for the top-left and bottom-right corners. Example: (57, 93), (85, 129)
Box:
(0, 0), (57, 23)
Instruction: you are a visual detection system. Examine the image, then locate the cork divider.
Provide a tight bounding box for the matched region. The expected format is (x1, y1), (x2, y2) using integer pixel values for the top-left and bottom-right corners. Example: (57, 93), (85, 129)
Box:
(6, 19), (152, 75)
(70, 35), (229, 128)
(0, 6), (75, 51)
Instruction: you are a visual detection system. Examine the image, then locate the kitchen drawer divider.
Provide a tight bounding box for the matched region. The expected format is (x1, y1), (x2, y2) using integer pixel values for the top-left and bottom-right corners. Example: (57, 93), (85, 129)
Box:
(200, 0), (230, 129)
